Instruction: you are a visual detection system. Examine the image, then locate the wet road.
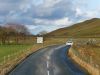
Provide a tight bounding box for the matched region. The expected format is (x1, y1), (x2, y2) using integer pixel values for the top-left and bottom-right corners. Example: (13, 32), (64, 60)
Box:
(8, 45), (88, 75)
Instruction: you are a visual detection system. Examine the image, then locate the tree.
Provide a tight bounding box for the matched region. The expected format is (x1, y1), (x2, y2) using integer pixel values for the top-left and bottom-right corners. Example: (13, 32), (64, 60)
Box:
(0, 26), (8, 44)
(0, 23), (31, 45)
(5, 23), (30, 35)
(4, 23), (30, 44)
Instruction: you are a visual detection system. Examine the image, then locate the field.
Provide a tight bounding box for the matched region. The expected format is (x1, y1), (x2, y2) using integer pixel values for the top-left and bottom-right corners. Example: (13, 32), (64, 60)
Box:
(0, 45), (33, 62)
(0, 37), (67, 63)
(0, 36), (100, 75)
(0, 37), (100, 67)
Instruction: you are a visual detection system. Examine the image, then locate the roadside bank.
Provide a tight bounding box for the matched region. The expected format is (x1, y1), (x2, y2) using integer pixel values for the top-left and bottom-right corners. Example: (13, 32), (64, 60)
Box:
(68, 47), (100, 75)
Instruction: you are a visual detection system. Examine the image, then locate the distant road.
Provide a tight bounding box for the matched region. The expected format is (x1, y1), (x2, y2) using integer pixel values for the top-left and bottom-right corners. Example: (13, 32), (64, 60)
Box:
(8, 45), (88, 75)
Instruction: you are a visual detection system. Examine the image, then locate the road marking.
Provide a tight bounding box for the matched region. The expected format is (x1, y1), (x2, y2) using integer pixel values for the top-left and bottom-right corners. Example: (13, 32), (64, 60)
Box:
(47, 70), (50, 75)
(46, 56), (50, 75)
(47, 61), (49, 68)
(47, 60), (50, 75)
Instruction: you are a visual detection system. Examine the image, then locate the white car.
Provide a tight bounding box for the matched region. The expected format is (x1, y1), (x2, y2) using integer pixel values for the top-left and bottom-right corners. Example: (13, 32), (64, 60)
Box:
(66, 41), (73, 45)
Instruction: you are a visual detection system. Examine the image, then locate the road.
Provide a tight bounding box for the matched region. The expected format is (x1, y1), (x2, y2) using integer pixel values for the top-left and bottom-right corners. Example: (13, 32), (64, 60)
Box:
(8, 45), (88, 75)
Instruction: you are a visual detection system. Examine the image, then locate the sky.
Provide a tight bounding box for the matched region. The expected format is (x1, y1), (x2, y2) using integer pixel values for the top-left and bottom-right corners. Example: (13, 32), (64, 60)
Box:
(0, 0), (100, 34)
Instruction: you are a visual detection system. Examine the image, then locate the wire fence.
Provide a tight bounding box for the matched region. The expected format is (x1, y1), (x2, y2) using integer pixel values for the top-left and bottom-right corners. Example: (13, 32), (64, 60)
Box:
(71, 48), (100, 69)
(70, 48), (100, 75)
(0, 38), (100, 75)
(0, 48), (33, 75)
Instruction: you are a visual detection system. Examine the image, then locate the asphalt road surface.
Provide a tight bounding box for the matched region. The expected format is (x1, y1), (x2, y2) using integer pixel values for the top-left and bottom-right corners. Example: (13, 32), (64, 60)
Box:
(8, 45), (88, 75)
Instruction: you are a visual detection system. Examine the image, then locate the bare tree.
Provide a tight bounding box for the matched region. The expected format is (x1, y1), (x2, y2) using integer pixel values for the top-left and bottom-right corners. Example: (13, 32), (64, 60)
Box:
(0, 23), (31, 45)
(5, 23), (30, 35)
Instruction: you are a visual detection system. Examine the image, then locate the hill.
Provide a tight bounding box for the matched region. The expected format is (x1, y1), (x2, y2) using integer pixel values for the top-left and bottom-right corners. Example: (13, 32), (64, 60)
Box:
(46, 18), (100, 37)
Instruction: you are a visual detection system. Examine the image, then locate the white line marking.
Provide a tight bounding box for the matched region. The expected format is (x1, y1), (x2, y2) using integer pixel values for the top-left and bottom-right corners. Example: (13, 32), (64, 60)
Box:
(47, 70), (50, 75)
(47, 61), (49, 68)
(46, 56), (50, 75)
(47, 61), (50, 75)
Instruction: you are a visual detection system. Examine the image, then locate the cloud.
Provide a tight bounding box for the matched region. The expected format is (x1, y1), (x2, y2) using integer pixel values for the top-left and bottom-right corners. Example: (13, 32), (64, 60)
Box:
(74, 6), (100, 23)
(54, 17), (73, 26)
(35, 0), (75, 20)
(85, 11), (99, 19)
(0, 0), (76, 24)
(33, 17), (73, 26)
(75, 8), (83, 17)
(26, 17), (73, 35)
(0, 0), (100, 34)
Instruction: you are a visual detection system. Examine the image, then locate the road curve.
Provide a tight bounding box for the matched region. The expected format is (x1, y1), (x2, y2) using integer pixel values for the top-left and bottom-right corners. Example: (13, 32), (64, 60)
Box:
(8, 45), (88, 75)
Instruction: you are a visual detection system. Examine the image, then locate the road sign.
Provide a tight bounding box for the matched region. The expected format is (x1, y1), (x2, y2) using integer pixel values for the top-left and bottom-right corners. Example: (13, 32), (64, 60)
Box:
(37, 37), (43, 44)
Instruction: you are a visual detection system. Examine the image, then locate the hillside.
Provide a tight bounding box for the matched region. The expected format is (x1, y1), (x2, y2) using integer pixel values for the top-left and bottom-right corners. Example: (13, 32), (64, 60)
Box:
(46, 18), (100, 37)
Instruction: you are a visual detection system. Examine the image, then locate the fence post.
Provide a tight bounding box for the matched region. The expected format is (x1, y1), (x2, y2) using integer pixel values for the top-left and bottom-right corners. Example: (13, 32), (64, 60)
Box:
(7, 55), (10, 61)
(3, 56), (6, 64)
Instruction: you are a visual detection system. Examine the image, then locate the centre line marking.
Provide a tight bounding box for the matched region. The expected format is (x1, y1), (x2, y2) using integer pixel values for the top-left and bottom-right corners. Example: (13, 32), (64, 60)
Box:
(47, 61), (49, 68)
(47, 70), (50, 75)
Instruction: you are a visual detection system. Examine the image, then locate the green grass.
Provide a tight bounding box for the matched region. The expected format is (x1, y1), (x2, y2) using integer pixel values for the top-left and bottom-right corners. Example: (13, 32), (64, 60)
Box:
(0, 37), (66, 63)
(0, 45), (33, 60)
